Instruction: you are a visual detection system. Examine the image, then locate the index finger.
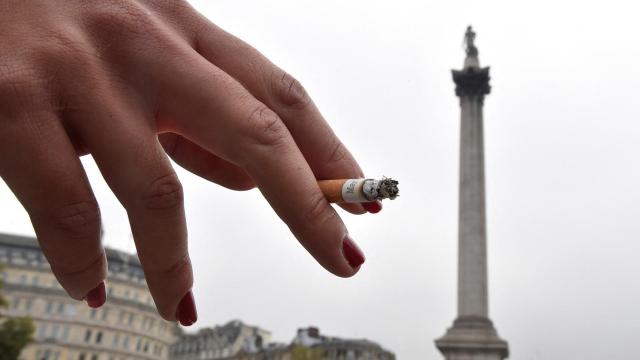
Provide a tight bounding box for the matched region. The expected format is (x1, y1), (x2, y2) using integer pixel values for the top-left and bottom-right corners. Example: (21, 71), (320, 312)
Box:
(186, 17), (373, 214)
(153, 49), (364, 277)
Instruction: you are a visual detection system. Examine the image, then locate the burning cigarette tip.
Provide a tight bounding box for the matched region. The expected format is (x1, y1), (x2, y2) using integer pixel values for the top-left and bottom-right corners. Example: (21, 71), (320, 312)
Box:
(376, 177), (400, 200)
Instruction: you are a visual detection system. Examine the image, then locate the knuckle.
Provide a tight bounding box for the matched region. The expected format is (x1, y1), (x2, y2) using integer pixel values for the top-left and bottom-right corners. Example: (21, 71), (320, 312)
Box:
(244, 105), (290, 149)
(141, 173), (184, 210)
(84, 1), (156, 39)
(327, 141), (349, 164)
(0, 64), (48, 116)
(151, 0), (196, 20)
(147, 253), (191, 280)
(56, 252), (106, 281)
(49, 201), (101, 239)
(272, 70), (311, 109)
(303, 191), (335, 228)
(31, 33), (88, 66)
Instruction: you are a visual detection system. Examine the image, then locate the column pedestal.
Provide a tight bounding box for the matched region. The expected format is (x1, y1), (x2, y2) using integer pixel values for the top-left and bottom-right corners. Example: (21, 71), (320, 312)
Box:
(435, 316), (508, 360)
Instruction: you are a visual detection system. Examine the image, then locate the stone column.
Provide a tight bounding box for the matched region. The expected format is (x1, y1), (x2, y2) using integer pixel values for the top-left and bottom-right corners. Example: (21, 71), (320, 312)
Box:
(434, 27), (508, 360)
(458, 94), (488, 318)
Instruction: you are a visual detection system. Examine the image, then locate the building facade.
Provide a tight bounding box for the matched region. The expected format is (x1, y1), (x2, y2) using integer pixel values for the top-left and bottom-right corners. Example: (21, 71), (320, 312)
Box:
(0, 232), (395, 360)
(173, 325), (395, 360)
(0, 232), (179, 360)
(288, 327), (395, 360)
(170, 320), (271, 360)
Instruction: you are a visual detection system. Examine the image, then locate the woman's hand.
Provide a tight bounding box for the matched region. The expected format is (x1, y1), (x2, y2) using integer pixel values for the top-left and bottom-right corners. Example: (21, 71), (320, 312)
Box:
(0, 0), (372, 325)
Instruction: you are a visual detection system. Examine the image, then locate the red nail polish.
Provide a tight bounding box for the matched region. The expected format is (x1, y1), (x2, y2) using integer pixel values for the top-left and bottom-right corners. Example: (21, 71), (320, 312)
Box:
(85, 281), (106, 308)
(342, 235), (365, 268)
(176, 291), (197, 326)
(362, 201), (383, 214)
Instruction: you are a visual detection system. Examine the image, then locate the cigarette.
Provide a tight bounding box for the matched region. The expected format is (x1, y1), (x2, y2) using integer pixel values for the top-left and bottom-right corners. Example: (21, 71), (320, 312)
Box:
(318, 178), (399, 203)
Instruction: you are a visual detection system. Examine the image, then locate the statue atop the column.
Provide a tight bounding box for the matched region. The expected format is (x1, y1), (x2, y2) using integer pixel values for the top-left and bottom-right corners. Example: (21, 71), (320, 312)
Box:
(463, 26), (478, 57)
(453, 25), (490, 97)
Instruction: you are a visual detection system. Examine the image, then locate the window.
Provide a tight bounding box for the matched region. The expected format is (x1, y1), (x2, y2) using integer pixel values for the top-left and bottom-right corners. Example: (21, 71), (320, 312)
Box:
(31, 275), (39, 286)
(96, 331), (103, 344)
(101, 308), (109, 321)
(45, 301), (53, 314)
(40, 349), (51, 360)
(37, 323), (48, 340)
(128, 313), (135, 326)
(11, 297), (21, 310)
(112, 333), (120, 347)
(90, 309), (97, 319)
(19, 274), (27, 284)
(78, 354), (85, 360)
(90, 354), (97, 360)
(62, 325), (70, 341)
(136, 338), (142, 351)
(25, 298), (33, 311)
(51, 324), (60, 339)
(122, 335), (129, 349)
(84, 329), (92, 343)
(65, 303), (77, 316)
(56, 302), (64, 314)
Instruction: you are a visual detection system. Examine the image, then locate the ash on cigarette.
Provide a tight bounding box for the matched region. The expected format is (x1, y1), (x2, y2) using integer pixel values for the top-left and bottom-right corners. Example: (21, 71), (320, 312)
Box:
(376, 177), (399, 200)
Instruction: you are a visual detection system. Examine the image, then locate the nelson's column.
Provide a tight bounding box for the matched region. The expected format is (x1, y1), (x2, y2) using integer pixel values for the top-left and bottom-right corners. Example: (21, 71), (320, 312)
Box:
(434, 26), (509, 360)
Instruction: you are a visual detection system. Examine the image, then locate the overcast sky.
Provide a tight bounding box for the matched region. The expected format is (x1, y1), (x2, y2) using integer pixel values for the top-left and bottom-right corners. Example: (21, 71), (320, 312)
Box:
(2, 1), (640, 359)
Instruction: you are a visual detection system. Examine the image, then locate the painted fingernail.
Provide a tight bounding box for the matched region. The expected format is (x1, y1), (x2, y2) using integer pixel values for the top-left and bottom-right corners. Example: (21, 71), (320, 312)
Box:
(342, 235), (365, 268)
(176, 290), (197, 326)
(362, 201), (383, 214)
(85, 281), (106, 308)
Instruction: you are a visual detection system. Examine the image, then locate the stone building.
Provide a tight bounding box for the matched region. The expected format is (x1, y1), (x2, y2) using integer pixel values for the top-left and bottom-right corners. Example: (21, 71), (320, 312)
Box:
(0, 231), (395, 360)
(170, 320), (271, 360)
(287, 327), (395, 360)
(181, 326), (395, 360)
(0, 232), (179, 360)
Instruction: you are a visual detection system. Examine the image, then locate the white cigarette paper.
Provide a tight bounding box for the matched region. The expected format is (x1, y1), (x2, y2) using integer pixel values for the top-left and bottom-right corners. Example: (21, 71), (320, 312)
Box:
(318, 178), (399, 203)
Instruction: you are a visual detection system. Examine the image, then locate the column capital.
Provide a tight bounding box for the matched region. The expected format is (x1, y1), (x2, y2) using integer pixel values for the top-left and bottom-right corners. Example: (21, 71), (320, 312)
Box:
(452, 67), (491, 99)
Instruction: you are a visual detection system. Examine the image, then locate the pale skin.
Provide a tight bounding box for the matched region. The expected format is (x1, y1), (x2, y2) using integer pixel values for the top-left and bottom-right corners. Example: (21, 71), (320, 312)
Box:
(0, 0), (377, 324)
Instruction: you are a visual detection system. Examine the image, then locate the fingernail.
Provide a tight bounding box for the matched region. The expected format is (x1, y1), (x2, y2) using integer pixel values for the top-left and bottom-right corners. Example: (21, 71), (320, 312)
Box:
(362, 201), (383, 214)
(176, 290), (197, 326)
(342, 235), (365, 268)
(84, 281), (106, 308)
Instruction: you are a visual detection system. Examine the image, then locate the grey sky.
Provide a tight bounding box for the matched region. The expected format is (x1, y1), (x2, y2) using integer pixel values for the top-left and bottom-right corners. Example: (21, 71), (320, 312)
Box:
(2, 1), (640, 359)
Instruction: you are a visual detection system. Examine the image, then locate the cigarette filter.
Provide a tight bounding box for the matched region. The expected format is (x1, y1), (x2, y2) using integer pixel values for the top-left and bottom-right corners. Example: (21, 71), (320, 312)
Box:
(318, 178), (399, 203)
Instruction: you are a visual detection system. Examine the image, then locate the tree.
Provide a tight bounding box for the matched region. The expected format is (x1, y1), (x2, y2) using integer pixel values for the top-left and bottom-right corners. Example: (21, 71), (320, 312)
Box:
(0, 265), (35, 360)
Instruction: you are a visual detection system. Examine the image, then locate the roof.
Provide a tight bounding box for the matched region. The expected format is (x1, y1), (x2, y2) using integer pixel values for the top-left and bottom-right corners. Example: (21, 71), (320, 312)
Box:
(172, 320), (270, 354)
(0, 232), (142, 267)
(0, 232), (39, 248)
